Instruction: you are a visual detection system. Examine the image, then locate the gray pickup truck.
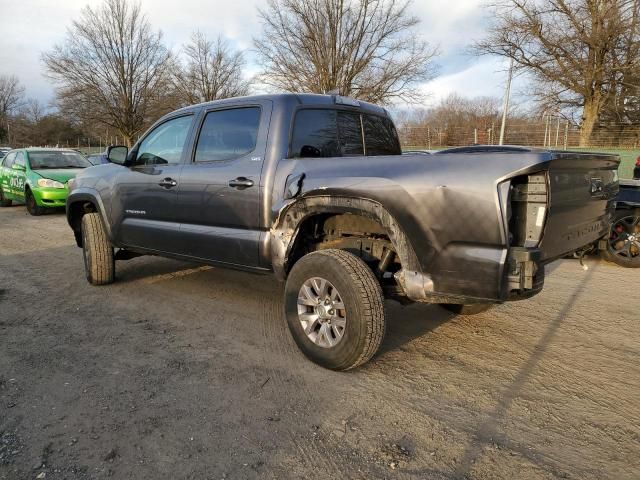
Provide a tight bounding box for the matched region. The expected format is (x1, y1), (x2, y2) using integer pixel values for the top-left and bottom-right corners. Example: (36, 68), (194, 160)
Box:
(66, 94), (619, 370)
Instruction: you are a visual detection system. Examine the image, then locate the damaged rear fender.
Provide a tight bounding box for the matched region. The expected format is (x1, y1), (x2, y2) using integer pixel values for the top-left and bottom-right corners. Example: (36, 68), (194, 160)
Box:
(269, 196), (422, 281)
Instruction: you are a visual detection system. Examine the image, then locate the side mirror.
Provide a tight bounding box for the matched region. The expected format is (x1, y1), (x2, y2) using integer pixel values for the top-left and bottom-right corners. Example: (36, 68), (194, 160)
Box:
(12, 163), (25, 171)
(107, 145), (128, 165)
(300, 145), (322, 158)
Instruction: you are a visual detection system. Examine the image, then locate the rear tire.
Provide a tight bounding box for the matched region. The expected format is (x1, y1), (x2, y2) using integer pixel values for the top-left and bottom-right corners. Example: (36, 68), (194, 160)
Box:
(440, 303), (493, 315)
(25, 189), (44, 216)
(284, 249), (386, 371)
(81, 212), (115, 285)
(0, 188), (11, 207)
(601, 209), (640, 268)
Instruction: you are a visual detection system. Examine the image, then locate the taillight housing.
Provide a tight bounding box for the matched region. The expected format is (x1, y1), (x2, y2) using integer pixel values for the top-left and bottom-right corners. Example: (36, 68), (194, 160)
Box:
(508, 172), (549, 247)
(635, 156), (640, 167)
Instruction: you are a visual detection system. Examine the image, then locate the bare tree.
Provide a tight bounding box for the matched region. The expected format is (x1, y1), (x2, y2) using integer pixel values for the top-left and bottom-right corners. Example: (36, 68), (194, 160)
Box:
(172, 32), (251, 106)
(42, 0), (172, 146)
(475, 0), (640, 146)
(22, 98), (46, 124)
(0, 75), (26, 142)
(0, 75), (25, 118)
(254, 0), (438, 104)
(396, 94), (512, 146)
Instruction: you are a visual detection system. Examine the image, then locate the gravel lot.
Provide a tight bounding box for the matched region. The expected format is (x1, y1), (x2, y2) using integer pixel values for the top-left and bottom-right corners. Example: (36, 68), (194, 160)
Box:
(1, 205), (638, 480)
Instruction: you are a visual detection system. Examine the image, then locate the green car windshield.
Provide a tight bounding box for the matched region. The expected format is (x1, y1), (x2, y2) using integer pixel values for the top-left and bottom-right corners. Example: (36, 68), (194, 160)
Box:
(29, 151), (91, 170)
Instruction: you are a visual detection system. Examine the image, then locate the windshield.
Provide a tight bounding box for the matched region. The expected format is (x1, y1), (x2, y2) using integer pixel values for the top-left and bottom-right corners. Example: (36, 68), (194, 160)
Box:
(28, 151), (91, 169)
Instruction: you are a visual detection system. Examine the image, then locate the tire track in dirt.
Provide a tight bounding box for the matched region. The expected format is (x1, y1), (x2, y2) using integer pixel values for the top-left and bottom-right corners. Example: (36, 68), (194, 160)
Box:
(259, 292), (347, 478)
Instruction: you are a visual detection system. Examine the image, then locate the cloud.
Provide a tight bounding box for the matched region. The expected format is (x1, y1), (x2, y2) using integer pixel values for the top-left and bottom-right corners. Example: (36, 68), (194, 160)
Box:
(0, 0), (513, 108)
(421, 57), (511, 104)
(0, 0), (268, 105)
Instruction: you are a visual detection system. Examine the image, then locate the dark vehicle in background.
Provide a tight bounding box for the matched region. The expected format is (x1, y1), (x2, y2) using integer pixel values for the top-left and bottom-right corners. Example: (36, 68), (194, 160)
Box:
(66, 94), (619, 370)
(597, 179), (640, 267)
(87, 152), (109, 166)
(0, 147), (11, 160)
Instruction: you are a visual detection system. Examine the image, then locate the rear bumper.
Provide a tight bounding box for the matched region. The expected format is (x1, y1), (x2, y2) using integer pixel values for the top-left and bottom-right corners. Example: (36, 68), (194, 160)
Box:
(505, 247), (545, 301)
(395, 246), (546, 304)
(32, 188), (69, 208)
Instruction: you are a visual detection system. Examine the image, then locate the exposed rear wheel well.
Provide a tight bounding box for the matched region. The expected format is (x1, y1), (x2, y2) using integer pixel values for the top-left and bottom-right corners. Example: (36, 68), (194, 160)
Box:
(287, 213), (402, 281)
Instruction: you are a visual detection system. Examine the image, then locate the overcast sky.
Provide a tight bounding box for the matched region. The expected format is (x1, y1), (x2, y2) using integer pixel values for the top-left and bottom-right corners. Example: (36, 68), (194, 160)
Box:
(0, 0), (524, 110)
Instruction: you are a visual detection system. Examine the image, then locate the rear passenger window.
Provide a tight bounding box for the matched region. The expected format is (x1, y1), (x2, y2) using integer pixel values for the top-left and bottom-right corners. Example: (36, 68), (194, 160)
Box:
(337, 112), (364, 156)
(195, 107), (261, 162)
(14, 152), (25, 167)
(363, 115), (401, 156)
(290, 109), (339, 158)
(2, 152), (15, 168)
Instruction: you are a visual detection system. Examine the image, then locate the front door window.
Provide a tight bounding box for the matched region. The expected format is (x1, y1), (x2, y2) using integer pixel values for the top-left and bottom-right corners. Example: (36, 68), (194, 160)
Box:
(133, 115), (193, 166)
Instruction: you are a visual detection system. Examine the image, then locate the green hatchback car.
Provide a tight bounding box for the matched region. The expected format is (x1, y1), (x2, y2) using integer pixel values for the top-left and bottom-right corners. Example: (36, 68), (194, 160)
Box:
(0, 148), (92, 215)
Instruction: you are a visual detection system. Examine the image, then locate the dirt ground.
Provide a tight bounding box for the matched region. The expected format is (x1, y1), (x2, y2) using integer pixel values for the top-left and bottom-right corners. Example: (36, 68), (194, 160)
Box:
(0, 205), (638, 480)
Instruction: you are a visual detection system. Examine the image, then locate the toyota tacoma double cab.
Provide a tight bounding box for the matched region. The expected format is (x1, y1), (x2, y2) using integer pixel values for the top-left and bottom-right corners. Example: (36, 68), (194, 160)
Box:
(66, 94), (619, 370)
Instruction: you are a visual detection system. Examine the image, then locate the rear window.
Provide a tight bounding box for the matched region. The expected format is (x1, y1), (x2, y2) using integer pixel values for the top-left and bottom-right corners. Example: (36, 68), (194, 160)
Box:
(28, 151), (91, 169)
(290, 109), (339, 158)
(363, 115), (401, 155)
(290, 109), (399, 158)
(337, 111), (364, 156)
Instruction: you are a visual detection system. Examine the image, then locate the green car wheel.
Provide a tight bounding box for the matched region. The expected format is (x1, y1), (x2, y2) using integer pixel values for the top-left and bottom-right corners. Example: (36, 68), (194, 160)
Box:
(25, 189), (45, 216)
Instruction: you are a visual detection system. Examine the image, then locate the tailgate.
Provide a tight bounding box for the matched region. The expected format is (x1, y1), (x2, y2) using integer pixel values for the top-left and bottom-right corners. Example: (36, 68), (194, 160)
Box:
(538, 152), (619, 261)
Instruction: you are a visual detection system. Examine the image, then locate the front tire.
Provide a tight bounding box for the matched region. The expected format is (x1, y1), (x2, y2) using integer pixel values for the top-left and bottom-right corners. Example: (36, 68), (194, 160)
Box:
(81, 213), (115, 285)
(25, 189), (44, 216)
(440, 303), (493, 315)
(284, 249), (386, 371)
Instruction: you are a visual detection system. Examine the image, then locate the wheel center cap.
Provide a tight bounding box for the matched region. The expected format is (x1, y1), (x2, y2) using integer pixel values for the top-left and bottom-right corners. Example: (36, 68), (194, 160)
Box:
(316, 304), (330, 318)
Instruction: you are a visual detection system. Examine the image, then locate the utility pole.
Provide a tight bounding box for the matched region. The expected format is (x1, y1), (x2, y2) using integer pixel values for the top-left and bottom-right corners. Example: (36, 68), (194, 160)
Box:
(499, 57), (514, 146)
(543, 115), (551, 147)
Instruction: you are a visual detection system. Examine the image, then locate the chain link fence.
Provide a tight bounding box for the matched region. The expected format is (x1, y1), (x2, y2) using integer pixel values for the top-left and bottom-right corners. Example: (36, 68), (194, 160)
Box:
(397, 121), (640, 150)
(397, 120), (640, 178)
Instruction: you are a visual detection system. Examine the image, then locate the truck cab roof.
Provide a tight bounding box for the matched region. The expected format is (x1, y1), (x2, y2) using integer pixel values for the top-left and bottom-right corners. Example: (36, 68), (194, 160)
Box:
(170, 93), (390, 118)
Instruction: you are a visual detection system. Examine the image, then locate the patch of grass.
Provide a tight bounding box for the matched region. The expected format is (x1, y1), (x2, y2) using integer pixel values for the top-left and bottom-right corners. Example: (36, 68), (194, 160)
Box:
(565, 148), (637, 179)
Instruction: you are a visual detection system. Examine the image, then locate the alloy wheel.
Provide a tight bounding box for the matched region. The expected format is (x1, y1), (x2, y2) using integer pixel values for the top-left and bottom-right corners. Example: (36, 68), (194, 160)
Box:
(297, 277), (347, 348)
(608, 214), (640, 260)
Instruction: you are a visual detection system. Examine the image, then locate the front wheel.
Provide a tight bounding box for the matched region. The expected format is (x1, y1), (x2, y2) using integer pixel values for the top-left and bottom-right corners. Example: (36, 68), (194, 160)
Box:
(440, 303), (494, 315)
(284, 249), (386, 371)
(81, 212), (115, 285)
(601, 209), (640, 268)
(25, 189), (44, 216)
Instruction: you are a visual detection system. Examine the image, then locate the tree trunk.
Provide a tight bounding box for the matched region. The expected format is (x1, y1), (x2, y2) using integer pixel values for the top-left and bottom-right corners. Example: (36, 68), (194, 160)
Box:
(580, 98), (600, 147)
(121, 133), (134, 148)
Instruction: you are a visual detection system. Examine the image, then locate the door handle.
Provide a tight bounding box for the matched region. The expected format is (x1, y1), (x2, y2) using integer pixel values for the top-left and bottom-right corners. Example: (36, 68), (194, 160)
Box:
(158, 178), (177, 188)
(228, 177), (254, 189)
